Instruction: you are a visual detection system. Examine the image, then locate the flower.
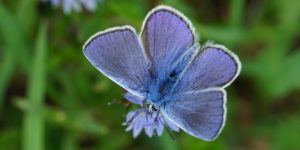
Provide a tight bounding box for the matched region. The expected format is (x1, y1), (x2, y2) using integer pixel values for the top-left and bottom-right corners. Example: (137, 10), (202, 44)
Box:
(123, 93), (179, 138)
(49, 0), (101, 14)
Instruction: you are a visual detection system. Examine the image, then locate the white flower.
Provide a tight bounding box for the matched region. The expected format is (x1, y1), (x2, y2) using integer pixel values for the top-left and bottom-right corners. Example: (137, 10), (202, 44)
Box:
(49, 0), (102, 14)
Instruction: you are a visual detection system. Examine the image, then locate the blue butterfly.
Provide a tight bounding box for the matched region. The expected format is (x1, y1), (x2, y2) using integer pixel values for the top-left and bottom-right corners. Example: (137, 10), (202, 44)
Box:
(83, 5), (241, 141)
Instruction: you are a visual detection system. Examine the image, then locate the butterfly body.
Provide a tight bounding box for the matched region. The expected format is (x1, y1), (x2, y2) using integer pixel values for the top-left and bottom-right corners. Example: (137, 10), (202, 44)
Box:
(147, 43), (200, 105)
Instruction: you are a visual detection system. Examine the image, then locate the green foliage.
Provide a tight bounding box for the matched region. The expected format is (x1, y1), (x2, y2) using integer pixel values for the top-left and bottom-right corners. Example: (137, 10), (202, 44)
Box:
(0, 0), (300, 149)
(0, 4), (31, 111)
(22, 21), (47, 150)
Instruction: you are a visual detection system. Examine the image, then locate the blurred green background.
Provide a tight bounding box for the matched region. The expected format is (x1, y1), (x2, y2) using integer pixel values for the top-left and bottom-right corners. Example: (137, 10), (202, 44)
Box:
(0, 0), (300, 149)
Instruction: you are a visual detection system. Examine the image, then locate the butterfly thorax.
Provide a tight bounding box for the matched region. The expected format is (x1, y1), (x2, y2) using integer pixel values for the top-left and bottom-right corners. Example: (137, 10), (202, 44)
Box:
(146, 44), (200, 106)
(147, 75), (176, 107)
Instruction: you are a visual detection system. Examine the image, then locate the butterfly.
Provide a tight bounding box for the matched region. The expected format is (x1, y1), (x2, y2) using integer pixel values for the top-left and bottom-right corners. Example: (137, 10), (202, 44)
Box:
(83, 5), (241, 141)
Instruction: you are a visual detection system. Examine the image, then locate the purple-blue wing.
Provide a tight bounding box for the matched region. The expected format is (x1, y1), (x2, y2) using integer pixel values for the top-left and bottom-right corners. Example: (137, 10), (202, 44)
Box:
(161, 89), (226, 141)
(141, 6), (197, 79)
(124, 92), (144, 105)
(83, 26), (149, 96)
(172, 44), (241, 93)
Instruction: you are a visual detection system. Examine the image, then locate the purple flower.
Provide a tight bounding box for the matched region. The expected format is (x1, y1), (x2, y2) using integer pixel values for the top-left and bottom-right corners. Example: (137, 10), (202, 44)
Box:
(123, 92), (179, 138)
(49, 0), (102, 14)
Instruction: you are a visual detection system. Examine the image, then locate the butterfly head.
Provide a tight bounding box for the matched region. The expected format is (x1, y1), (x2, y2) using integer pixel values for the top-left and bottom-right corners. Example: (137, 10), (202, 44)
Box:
(146, 103), (158, 113)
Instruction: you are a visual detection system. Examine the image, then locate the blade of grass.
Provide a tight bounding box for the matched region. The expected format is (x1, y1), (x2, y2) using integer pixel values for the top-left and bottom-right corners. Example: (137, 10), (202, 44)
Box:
(160, 132), (178, 150)
(194, 22), (244, 45)
(229, 0), (245, 28)
(17, 0), (37, 31)
(22, 21), (48, 150)
(0, 50), (15, 111)
(0, 4), (31, 70)
(61, 132), (79, 150)
(0, 4), (31, 113)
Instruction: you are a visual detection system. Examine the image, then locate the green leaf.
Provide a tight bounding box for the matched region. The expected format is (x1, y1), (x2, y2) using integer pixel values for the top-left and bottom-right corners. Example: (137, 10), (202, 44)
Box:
(0, 4), (31, 70)
(229, 0), (245, 27)
(17, 0), (38, 31)
(0, 49), (15, 113)
(0, 4), (31, 112)
(22, 21), (48, 150)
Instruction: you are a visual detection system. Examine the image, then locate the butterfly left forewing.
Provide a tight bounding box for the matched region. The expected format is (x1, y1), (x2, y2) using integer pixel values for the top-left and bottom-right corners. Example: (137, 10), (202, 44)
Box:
(83, 26), (150, 97)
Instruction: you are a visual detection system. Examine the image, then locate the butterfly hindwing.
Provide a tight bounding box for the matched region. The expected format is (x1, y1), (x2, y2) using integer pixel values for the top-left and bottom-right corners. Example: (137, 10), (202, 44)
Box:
(161, 89), (226, 141)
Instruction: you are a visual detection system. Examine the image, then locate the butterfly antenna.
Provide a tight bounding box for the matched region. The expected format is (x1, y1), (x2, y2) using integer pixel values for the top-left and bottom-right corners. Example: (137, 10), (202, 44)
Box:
(158, 118), (176, 141)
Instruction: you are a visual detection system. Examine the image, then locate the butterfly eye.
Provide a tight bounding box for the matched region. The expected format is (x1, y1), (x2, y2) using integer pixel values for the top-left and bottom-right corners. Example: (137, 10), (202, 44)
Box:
(146, 103), (158, 113)
(151, 105), (158, 112)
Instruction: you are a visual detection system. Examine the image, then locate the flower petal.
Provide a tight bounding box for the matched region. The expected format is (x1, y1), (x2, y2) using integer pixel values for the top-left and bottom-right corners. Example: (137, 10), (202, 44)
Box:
(132, 110), (147, 138)
(125, 125), (133, 131)
(80, 0), (97, 12)
(155, 121), (164, 136)
(123, 108), (175, 138)
(124, 110), (137, 123)
(145, 125), (154, 137)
